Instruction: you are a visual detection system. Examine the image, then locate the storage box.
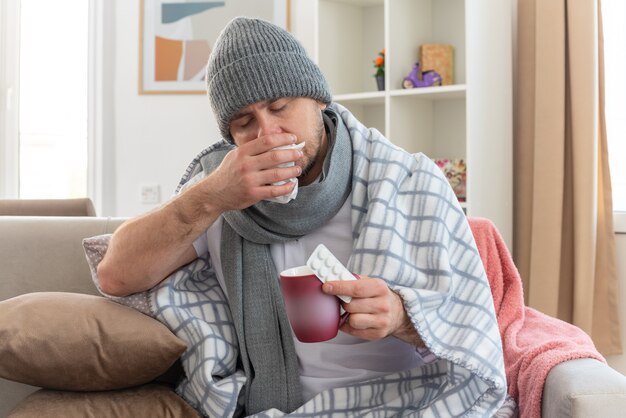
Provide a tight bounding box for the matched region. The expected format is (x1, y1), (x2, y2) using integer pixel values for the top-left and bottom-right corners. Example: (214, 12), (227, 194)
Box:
(419, 44), (454, 85)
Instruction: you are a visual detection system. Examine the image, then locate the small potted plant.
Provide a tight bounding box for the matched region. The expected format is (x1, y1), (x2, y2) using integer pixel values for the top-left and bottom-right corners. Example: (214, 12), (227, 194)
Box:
(373, 48), (385, 91)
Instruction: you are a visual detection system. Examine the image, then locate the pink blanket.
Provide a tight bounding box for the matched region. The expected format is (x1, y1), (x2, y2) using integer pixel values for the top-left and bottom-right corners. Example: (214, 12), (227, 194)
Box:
(468, 217), (605, 418)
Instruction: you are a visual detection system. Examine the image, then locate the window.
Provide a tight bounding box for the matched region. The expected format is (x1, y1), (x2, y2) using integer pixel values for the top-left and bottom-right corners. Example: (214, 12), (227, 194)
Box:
(1, 0), (89, 199)
(602, 0), (626, 218)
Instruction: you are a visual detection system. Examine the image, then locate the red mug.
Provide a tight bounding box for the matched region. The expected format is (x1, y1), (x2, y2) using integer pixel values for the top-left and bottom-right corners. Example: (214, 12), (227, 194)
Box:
(280, 266), (348, 343)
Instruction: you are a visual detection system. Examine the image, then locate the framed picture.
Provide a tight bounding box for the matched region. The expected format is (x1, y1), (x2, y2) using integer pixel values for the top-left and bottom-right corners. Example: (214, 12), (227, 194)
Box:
(139, 0), (290, 94)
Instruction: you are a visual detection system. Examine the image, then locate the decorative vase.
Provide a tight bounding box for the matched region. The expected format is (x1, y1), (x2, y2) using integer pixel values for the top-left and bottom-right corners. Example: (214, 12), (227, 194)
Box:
(375, 75), (385, 91)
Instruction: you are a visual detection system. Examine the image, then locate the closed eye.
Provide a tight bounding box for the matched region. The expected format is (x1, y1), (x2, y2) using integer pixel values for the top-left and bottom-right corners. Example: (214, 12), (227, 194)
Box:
(269, 98), (293, 113)
(270, 104), (287, 113)
(233, 116), (253, 128)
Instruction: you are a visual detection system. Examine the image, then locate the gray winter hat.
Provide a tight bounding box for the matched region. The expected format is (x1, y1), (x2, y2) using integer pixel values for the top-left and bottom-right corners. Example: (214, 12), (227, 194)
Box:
(205, 17), (332, 143)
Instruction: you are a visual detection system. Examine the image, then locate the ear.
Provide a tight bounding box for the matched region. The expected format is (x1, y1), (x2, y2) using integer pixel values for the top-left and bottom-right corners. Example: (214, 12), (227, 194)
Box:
(318, 102), (327, 110)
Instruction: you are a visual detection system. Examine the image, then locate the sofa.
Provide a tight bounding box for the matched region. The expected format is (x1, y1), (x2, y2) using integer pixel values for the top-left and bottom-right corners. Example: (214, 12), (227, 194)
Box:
(2, 215), (626, 417)
(0, 198), (97, 216)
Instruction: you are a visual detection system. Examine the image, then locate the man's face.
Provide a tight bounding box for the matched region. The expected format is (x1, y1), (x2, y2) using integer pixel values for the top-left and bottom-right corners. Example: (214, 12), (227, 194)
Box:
(229, 97), (327, 185)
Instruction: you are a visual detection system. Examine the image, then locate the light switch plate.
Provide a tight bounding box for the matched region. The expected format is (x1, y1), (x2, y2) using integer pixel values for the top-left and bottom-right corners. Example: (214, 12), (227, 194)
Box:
(140, 184), (160, 204)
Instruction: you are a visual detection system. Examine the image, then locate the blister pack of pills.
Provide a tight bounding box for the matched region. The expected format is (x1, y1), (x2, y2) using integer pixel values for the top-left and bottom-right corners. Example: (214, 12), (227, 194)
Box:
(306, 244), (357, 303)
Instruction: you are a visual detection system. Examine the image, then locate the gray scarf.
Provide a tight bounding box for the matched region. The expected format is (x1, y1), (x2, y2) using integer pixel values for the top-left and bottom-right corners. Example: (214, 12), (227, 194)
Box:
(199, 110), (352, 414)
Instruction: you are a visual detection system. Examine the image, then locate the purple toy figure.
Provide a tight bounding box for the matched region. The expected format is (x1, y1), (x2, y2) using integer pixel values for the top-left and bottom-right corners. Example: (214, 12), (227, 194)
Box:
(403, 62), (442, 88)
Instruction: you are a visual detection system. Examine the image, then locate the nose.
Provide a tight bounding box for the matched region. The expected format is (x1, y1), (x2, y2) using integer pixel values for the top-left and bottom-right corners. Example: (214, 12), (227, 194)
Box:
(257, 113), (283, 138)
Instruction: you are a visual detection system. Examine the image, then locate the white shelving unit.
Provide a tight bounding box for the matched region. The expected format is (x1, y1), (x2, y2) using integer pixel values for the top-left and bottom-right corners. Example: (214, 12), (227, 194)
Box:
(291, 0), (513, 248)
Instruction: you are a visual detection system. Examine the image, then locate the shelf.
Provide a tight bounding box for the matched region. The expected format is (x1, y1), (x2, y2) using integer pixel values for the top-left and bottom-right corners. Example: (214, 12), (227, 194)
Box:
(333, 85), (466, 104)
(333, 91), (385, 105)
(390, 84), (466, 100)
(308, 0), (512, 246)
(317, 0), (384, 95)
(323, 0), (383, 5)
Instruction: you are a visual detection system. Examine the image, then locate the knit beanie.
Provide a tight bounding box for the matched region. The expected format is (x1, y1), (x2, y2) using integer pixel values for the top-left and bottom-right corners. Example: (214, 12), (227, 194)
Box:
(205, 17), (332, 143)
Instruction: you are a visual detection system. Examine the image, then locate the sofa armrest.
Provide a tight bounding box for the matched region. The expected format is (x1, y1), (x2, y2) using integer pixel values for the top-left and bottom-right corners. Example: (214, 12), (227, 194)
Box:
(0, 216), (126, 300)
(542, 358), (626, 418)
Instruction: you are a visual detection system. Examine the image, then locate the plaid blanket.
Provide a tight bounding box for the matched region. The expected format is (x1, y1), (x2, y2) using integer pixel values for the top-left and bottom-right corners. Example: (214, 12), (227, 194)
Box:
(102, 103), (512, 417)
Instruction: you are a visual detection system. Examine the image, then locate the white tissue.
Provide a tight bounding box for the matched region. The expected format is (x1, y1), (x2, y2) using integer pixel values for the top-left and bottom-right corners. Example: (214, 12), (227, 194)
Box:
(264, 142), (305, 204)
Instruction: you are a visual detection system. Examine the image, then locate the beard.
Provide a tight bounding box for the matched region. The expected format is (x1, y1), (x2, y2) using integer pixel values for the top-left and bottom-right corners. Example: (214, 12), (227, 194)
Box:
(298, 112), (327, 180)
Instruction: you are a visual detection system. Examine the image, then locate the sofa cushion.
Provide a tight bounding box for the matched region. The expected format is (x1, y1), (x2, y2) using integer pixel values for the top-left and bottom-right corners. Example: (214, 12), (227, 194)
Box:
(6, 384), (201, 418)
(0, 292), (186, 391)
(82, 234), (153, 315)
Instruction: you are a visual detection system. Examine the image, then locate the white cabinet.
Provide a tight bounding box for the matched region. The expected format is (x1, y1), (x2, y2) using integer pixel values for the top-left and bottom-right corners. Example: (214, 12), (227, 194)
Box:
(291, 0), (513, 248)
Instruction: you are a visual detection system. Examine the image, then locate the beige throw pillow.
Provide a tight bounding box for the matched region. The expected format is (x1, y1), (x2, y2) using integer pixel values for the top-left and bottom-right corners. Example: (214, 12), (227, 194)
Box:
(0, 292), (186, 391)
(7, 384), (201, 418)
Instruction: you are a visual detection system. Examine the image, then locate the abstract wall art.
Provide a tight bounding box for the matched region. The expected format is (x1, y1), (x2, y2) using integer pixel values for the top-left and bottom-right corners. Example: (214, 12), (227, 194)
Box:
(139, 0), (289, 94)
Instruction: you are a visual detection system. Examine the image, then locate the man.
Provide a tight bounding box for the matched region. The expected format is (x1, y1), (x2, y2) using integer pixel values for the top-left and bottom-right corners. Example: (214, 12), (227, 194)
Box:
(98, 17), (507, 417)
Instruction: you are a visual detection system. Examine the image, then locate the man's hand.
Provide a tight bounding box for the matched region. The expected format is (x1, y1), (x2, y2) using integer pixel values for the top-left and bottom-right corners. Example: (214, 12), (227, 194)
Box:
(98, 133), (302, 297)
(322, 276), (425, 347)
(205, 133), (303, 211)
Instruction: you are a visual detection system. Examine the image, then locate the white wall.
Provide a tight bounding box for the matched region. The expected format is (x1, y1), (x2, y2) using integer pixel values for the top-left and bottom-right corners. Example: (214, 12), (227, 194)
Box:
(107, 0), (219, 217)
